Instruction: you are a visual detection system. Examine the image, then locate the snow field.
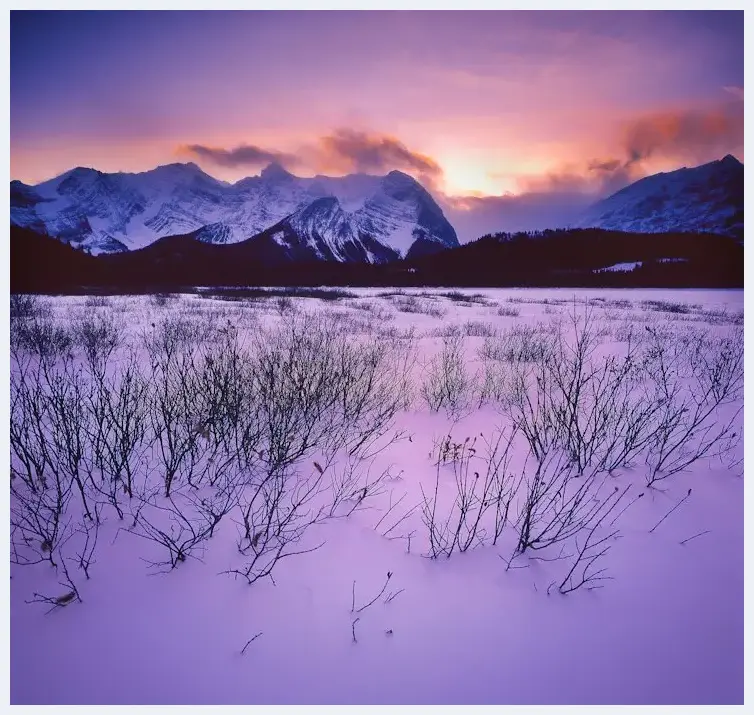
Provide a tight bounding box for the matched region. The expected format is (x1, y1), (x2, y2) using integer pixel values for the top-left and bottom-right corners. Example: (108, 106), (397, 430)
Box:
(9, 288), (744, 705)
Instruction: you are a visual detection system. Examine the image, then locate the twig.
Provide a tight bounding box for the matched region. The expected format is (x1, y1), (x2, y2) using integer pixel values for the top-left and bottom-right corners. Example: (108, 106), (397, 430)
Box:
(351, 579), (356, 613)
(610, 491), (644, 526)
(351, 617), (360, 643)
(499, 553), (530, 571)
(649, 488), (692, 534)
(240, 632), (263, 654)
(384, 588), (405, 604)
(679, 529), (711, 546)
(355, 572), (393, 613)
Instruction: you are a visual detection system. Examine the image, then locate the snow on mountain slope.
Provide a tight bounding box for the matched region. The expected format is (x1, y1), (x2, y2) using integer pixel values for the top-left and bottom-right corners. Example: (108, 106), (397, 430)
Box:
(11, 162), (458, 261)
(577, 155), (743, 239)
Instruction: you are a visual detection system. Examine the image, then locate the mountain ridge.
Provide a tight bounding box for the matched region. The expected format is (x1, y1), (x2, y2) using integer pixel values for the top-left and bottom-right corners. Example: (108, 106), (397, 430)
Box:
(576, 154), (743, 239)
(10, 162), (459, 261)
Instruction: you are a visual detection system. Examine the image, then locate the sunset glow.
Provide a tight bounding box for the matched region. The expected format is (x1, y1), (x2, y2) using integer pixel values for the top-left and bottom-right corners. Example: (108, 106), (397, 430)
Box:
(11, 10), (743, 199)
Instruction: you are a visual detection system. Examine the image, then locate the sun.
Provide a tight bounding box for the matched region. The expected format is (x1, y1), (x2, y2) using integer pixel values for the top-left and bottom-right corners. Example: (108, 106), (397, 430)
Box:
(439, 157), (512, 197)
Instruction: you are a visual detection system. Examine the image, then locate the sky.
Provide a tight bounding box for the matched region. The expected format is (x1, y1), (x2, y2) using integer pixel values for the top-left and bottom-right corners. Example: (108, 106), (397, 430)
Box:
(10, 10), (744, 233)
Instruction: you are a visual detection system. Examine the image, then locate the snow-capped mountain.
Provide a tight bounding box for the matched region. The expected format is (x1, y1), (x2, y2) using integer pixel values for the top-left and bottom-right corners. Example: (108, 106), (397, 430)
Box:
(577, 155), (743, 239)
(10, 162), (459, 261)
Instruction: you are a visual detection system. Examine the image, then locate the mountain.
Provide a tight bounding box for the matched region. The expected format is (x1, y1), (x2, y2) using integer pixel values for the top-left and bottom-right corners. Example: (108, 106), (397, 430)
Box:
(577, 155), (743, 239)
(10, 162), (459, 261)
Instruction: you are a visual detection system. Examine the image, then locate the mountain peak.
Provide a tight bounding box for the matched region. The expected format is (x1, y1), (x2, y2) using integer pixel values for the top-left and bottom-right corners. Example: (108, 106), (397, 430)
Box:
(719, 154), (742, 168)
(578, 155), (743, 239)
(385, 169), (418, 184)
(152, 161), (205, 175)
(260, 162), (294, 181)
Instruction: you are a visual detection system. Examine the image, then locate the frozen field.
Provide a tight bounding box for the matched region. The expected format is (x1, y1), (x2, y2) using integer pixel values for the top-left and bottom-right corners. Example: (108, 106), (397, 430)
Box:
(9, 287), (744, 705)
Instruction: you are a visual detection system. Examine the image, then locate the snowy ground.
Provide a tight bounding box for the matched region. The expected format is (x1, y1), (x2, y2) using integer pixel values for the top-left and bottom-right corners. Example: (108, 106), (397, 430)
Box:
(9, 287), (744, 705)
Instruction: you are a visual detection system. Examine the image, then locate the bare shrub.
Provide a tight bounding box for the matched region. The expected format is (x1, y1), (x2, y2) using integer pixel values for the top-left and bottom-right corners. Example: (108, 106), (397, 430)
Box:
(10, 294), (44, 321)
(84, 294), (112, 308)
(11, 314), (73, 361)
(150, 293), (176, 308)
(85, 351), (151, 510)
(225, 466), (330, 585)
(128, 475), (242, 572)
(640, 299), (692, 315)
(391, 294), (446, 319)
(464, 321), (497, 337)
(249, 313), (412, 473)
(642, 326), (743, 484)
(420, 428), (519, 558)
(421, 328), (472, 413)
(435, 291), (490, 305)
(72, 312), (123, 377)
(480, 322), (557, 364)
(554, 484), (629, 594)
(352, 300), (394, 321)
(497, 305), (520, 317)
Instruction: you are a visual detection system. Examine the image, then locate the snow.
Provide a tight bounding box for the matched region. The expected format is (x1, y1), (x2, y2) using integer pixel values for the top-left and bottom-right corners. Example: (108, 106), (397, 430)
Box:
(10, 288), (744, 705)
(11, 164), (455, 258)
(598, 262), (642, 273)
(577, 155), (742, 237)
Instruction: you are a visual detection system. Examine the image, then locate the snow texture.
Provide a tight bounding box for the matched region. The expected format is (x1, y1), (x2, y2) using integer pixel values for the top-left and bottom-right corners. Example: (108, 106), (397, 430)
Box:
(577, 155), (743, 238)
(10, 288), (744, 705)
(10, 164), (459, 260)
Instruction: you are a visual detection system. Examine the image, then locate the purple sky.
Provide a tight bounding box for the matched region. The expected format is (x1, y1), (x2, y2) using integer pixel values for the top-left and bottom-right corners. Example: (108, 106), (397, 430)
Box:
(11, 10), (743, 199)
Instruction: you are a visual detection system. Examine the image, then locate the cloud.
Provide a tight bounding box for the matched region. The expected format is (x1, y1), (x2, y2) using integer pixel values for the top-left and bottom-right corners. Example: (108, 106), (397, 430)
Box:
(443, 191), (593, 242)
(516, 99), (743, 199)
(179, 143), (297, 169)
(621, 100), (743, 167)
(178, 129), (444, 189)
(723, 85), (744, 100)
(312, 129), (444, 189)
(517, 159), (635, 197)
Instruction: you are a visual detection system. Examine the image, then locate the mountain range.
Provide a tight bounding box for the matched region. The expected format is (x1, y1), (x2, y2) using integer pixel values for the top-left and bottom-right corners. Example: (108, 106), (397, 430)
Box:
(10, 162), (459, 261)
(10, 154), (743, 263)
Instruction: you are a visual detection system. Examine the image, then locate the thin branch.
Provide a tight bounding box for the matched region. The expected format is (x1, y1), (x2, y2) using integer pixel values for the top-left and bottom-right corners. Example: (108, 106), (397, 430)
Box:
(649, 488), (692, 534)
(240, 632), (263, 655)
(679, 529), (711, 546)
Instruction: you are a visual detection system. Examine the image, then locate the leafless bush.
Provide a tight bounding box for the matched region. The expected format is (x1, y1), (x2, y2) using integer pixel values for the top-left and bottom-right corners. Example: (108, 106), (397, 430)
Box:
(73, 312), (123, 377)
(85, 351), (151, 511)
(435, 291), (490, 305)
(10, 294), (45, 321)
(497, 305), (520, 318)
(225, 466), (329, 585)
(640, 299), (694, 315)
(142, 314), (206, 358)
(351, 300), (394, 321)
(642, 326), (743, 484)
(150, 293), (176, 308)
(480, 322), (557, 364)
(11, 465), (74, 569)
(11, 314), (73, 361)
(421, 328), (472, 413)
(127, 469), (242, 572)
(391, 294), (446, 318)
(464, 321), (497, 337)
(249, 313), (411, 475)
(500, 305), (660, 474)
(146, 337), (205, 498)
(84, 294), (112, 308)
(420, 428), (519, 558)
(275, 296), (296, 315)
(510, 449), (581, 556)
(554, 484), (629, 594)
